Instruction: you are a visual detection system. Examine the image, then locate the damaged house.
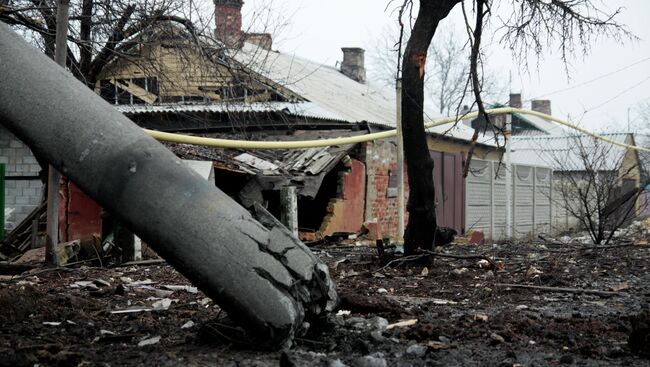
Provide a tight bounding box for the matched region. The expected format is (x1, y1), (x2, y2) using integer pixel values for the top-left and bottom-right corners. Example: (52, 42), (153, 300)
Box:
(1, 0), (504, 249)
(94, 0), (503, 241)
(5, 1), (639, 248)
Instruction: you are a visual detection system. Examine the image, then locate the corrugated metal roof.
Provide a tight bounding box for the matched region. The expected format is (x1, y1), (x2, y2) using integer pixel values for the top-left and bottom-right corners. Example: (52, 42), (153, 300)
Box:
(511, 133), (632, 171)
(427, 119), (497, 145)
(514, 113), (566, 135)
(233, 43), (487, 145)
(116, 102), (293, 114)
(234, 44), (396, 126)
(116, 101), (352, 122)
(116, 42), (491, 145)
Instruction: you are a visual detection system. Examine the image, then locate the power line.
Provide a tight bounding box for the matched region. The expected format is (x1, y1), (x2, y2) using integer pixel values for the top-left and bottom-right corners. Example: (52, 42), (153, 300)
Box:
(524, 56), (650, 102)
(581, 75), (650, 116)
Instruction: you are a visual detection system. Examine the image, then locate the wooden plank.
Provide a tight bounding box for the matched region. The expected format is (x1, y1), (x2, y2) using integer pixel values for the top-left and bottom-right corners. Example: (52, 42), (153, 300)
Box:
(4, 201), (45, 246)
(111, 79), (158, 104)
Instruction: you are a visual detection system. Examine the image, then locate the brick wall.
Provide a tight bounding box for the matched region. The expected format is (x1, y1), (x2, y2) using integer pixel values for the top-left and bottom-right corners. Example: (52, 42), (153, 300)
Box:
(320, 159), (366, 235)
(214, 0), (243, 47)
(0, 125), (43, 229)
(364, 140), (409, 239)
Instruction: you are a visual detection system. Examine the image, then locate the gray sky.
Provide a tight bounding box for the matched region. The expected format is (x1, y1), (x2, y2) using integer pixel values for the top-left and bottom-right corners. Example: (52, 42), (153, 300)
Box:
(242, 0), (650, 132)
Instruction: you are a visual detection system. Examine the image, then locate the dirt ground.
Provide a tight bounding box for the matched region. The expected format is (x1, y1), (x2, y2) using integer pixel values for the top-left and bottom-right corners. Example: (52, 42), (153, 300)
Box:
(1, 238), (649, 366)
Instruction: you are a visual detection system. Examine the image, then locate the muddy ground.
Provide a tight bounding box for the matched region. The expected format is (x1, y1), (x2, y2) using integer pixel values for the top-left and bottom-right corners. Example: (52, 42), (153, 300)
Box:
(1, 239), (649, 366)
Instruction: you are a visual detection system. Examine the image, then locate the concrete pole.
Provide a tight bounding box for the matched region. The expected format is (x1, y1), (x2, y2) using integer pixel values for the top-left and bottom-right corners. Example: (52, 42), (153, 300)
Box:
(396, 79), (405, 241)
(54, 0), (69, 67)
(0, 23), (337, 348)
(280, 186), (298, 238)
(505, 113), (513, 238)
(45, 0), (70, 266)
(0, 164), (4, 240)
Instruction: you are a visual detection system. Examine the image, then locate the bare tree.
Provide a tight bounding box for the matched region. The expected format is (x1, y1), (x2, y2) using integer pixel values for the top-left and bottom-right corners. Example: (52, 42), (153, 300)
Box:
(0, 0), (298, 263)
(549, 135), (644, 245)
(628, 101), (650, 181)
(633, 99), (650, 130)
(0, 0), (202, 86)
(0, 0), (288, 89)
(396, 0), (631, 254)
(642, 101), (650, 119)
(371, 25), (502, 116)
(1, 1), (203, 260)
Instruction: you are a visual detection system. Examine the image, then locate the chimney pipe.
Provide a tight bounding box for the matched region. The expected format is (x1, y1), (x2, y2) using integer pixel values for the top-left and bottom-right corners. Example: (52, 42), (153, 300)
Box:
(340, 47), (366, 83)
(509, 93), (522, 109)
(214, 0), (243, 48)
(245, 33), (272, 51)
(531, 99), (552, 116)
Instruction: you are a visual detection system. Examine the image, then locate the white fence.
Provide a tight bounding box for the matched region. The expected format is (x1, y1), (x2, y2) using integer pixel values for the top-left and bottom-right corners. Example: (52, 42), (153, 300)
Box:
(466, 159), (553, 240)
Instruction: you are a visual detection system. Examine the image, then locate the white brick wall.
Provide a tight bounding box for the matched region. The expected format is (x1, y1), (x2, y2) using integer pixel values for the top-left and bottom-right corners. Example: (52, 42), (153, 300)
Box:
(0, 125), (43, 230)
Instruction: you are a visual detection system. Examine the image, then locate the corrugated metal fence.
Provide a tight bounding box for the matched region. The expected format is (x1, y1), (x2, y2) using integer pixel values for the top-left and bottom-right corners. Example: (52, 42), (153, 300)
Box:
(466, 159), (552, 240)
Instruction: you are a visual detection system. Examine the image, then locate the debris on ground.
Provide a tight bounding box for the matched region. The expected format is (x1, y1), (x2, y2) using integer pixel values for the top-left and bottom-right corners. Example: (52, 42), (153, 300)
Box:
(0, 238), (649, 365)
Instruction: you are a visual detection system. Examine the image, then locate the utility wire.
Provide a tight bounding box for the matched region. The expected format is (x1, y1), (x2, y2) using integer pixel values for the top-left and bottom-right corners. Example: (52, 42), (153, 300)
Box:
(523, 56), (650, 102)
(581, 75), (650, 115)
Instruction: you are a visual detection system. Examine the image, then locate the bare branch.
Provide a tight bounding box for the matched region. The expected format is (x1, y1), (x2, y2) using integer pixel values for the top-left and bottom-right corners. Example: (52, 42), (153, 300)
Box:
(499, 0), (635, 72)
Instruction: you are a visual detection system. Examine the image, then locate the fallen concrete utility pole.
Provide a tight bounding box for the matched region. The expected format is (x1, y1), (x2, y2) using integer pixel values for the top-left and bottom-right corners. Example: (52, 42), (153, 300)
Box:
(0, 23), (337, 348)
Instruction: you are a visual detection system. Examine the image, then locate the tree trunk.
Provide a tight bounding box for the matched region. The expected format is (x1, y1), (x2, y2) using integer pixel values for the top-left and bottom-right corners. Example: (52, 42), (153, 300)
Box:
(401, 0), (461, 255)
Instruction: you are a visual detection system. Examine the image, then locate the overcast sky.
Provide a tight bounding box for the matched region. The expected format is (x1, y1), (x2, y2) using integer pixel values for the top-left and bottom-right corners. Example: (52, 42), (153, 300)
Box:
(241, 0), (650, 132)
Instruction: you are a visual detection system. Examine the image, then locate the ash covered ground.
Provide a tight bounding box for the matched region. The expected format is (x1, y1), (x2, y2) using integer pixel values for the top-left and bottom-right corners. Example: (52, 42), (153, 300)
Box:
(1, 238), (649, 366)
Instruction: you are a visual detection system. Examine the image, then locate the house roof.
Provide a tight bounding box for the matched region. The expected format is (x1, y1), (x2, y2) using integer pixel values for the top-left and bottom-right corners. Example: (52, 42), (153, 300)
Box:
(511, 133), (632, 171)
(116, 101), (351, 122)
(165, 129), (365, 198)
(513, 112), (566, 135)
(232, 43), (488, 146)
(459, 108), (566, 148)
(233, 43), (395, 126)
(111, 24), (493, 147)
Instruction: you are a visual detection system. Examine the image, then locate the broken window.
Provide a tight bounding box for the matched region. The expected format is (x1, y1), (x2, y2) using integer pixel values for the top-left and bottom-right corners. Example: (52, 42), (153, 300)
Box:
(98, 77), (159, 105)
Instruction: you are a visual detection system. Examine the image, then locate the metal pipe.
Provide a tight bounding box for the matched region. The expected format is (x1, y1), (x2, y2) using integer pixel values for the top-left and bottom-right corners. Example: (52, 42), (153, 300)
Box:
(142, 108), (650, 153)
(505, 113), (513, 238)
(0, 164), (4, 240)
(0, 23), (337, 348)
(395, 79), (405, 241)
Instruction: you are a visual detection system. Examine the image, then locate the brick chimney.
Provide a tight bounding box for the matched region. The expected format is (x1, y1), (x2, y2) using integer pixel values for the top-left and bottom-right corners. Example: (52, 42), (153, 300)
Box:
(245, 33), (272, 50)
(340, 48), (366, 83)
(214, 0), (243, 48)
(531, 99), (552, 116)
(509, 93), (522, 108)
